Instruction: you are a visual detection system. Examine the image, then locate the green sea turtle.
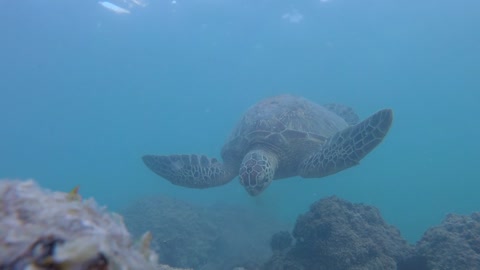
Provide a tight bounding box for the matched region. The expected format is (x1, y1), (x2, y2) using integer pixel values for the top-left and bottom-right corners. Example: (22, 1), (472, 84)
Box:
(143, 94), (393, 196)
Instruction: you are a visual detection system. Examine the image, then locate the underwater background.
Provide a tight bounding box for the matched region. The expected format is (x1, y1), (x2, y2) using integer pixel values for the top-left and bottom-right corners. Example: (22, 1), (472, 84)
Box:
(0, 0), (479, 244)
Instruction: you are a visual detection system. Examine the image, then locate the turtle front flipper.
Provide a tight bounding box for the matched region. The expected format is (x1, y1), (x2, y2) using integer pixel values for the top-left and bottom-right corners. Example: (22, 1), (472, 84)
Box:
(142, 154), (237, 188)
(299, 109), (393, 178)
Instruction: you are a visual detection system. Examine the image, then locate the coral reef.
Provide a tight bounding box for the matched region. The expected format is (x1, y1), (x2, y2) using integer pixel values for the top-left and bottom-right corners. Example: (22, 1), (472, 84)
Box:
(122, 195), (285, 270)
(8, 178), (478, 270)
(0, 180), (188, 270)
(263, 196), (413, 270)
(122, 196), (217, 268)
(263, 196), (480, 270)
(415, 212), (480, 269)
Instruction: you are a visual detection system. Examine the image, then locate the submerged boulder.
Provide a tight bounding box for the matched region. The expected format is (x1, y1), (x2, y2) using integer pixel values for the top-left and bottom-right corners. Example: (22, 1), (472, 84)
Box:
(0, 179), (187, 270)
(415, 212), (480, 269)
(263, 196), (413, 270)
(122, 195), (284, 270)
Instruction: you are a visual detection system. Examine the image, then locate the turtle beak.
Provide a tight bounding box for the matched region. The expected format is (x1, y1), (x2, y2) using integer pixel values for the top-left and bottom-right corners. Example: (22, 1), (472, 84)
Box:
(239, 173), (271, 196)
(245, 185), (264, 196)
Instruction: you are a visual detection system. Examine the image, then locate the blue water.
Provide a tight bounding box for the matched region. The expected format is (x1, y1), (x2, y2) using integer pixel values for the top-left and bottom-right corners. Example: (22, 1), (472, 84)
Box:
(1, 0), (479, 243)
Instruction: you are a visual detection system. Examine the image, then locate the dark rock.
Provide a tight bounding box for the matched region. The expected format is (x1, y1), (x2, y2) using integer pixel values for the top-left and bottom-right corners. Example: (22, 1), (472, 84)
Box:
(270, 231), (293, 253)
(263, 196), (413, 270)
(122, 195), (284, 270)
(397, 255), (429, 270)
(416, 212), (480, 270)
(122, 196), (216, 268)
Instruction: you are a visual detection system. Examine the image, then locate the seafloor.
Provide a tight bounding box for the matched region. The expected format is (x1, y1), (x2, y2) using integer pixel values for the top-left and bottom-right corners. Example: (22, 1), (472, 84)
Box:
(1, 179), (479, 270)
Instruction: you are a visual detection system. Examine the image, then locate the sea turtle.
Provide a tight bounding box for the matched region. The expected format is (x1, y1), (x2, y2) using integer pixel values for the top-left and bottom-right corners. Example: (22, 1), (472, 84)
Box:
(143, 94), (393, 196)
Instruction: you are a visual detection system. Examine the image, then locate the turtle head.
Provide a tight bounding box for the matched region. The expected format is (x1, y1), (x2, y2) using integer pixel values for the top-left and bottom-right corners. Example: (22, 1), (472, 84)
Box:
(239, 149), (279, 196)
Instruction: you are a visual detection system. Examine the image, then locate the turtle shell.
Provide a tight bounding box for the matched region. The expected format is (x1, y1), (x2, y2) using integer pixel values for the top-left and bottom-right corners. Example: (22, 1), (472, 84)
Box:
(221, 95), (349, 171)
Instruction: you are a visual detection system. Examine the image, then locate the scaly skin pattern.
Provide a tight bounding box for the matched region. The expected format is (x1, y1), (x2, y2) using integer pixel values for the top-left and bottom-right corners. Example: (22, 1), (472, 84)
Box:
(299, 109), (393, 178)
(142, 95), (393, 197)
(142, 154), (236, 188)
(239, 149), (279, 196)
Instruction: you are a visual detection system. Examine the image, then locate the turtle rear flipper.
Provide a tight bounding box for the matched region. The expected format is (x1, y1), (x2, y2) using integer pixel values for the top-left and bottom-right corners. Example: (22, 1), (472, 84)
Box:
(299, 109), (393, 178)
(142, 154), (236, 188)
(324, 103), (360, 125)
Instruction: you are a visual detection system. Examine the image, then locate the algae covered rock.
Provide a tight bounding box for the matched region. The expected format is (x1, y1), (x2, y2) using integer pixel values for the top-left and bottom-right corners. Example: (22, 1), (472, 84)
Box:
(0, 179), (188, 270)
(416, 212), (480, 270)
(263, 196), (413, 270)
(122, 195), (283, 270)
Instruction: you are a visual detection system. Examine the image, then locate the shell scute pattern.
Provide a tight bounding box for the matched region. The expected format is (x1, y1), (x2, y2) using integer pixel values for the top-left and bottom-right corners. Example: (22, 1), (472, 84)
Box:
(222, 95), (348, 164)
(142, 94), (393, 196)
